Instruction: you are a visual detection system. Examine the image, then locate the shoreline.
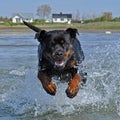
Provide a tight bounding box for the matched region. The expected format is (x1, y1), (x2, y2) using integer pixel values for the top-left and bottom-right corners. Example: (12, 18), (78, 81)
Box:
(0, 27), (34, 34)
(0, 27), (120, 34)
(1, 21), (120, 34)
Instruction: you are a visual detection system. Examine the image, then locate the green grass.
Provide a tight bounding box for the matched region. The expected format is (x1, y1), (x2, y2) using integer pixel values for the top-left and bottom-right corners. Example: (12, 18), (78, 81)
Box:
(84, 22), (120, 29)
(1, 21), (120, 30)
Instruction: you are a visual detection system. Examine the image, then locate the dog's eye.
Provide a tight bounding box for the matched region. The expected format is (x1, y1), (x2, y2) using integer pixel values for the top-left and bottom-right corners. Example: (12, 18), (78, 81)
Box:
(60, 40), (65, 47)
(51, 40), (55, 46)
(61, 40), (64, 44)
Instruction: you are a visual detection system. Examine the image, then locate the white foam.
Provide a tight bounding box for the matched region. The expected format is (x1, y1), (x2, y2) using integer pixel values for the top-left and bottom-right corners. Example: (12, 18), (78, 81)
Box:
(9, 70), (25, 76)
(9, 67), (25, 76)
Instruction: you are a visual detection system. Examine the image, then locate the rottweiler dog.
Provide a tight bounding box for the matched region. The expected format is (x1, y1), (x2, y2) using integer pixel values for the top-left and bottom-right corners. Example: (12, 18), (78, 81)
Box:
(24, 21), (85, 98)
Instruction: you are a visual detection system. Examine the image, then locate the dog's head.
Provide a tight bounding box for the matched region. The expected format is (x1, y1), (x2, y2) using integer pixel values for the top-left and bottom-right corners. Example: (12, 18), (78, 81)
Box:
(24, 21), (78, 69)
(37, 30), (74, 69)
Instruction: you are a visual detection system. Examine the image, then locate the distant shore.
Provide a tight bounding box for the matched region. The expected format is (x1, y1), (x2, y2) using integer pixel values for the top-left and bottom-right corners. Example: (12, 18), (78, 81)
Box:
(0, 22), (120, 34)
(0, 26), (35, 34)
(0, 27), (120, 34)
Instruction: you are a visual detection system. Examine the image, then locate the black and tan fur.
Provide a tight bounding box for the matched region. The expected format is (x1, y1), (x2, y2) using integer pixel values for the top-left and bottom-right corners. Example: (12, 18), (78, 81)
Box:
(24, 21), (85, 98)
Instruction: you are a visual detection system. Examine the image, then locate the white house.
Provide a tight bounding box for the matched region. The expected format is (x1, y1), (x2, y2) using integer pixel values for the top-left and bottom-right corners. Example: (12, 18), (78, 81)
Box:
(12, 13), (34, 23)
(52, 13), (72, 24)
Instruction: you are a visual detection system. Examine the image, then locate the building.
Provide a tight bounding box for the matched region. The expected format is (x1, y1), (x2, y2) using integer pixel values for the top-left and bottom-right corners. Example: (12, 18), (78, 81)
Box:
(52, 13), (72, 24)
(12, 13), (34, 23)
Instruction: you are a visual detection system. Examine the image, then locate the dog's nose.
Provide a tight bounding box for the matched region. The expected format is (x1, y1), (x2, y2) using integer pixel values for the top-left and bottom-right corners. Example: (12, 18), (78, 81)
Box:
(55, 51), (63, 57)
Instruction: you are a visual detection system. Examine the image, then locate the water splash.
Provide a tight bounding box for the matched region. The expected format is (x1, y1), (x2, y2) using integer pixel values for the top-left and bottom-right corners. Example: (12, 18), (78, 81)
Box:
(0, 33), (120, 119)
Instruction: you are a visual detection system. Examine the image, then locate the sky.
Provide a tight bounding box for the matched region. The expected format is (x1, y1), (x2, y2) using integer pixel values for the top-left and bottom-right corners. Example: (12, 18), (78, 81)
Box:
(0, 0), (120, 18)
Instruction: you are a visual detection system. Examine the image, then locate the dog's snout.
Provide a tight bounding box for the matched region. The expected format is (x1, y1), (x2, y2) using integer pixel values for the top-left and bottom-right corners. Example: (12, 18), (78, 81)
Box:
(55, 51), (63, 57)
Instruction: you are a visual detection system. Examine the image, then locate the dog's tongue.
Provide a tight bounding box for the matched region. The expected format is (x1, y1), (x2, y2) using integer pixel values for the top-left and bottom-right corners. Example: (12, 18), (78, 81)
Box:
(55, 61), (65, 67)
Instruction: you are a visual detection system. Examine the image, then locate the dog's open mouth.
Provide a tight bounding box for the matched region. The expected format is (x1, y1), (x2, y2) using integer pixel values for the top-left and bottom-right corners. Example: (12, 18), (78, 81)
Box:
(55, 61), (65, 67)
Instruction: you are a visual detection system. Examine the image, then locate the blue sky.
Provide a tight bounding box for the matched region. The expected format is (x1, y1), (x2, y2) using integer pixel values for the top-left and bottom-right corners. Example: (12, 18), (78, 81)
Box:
(0, 0), (120, 18)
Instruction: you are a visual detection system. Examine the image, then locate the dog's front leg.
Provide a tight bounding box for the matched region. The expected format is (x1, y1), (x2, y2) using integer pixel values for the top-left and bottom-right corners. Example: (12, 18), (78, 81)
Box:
(66, 73), (81, 98)
(38, 71), (56, 95)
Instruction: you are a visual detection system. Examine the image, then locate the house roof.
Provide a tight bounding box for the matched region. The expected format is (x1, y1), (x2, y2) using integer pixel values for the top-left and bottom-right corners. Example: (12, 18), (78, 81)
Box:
(52, 13), (72, 18)
(12, 13), (34, 19)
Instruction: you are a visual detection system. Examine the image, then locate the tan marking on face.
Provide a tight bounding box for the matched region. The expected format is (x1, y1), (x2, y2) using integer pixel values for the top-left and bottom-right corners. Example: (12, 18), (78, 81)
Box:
(64, 50), (74, 61)
(68, 60), (75, 67)
(70, 44), (73, 48)
(51, 40), (55, 45)
(52, 52), (55, 58)
(61, 40), (64, 44)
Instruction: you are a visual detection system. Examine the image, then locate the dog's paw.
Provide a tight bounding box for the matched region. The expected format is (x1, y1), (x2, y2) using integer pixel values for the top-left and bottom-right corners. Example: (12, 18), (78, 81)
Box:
(66, 83), (79, 98)
(44, 82), (56, 96)
(65, 74), (80, 98)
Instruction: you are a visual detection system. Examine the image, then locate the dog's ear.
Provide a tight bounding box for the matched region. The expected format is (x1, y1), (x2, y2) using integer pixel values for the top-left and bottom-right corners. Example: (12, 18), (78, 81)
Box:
(35, 30), (46, 42)
(66, 28), (79, 38)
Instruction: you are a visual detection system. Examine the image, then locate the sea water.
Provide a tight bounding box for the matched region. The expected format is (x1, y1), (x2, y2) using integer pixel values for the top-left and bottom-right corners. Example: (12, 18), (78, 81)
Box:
(0, 33), (120, 120)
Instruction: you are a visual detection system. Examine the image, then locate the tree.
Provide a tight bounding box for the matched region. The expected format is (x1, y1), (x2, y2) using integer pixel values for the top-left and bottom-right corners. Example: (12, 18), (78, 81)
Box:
(100, 12), (112, 21)
(72, 10), (81, 21)
(75, 10), (81, 20)
(103, 12), (112, 21)
(36, 4), (51, 19)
